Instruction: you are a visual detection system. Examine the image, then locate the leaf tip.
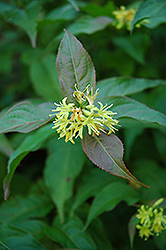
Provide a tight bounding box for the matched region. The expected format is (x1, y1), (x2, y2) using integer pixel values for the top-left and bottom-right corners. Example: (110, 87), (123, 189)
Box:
(3, 181), (10, 201)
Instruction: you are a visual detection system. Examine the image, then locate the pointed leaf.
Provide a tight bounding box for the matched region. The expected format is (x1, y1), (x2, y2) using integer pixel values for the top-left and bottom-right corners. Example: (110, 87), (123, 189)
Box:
(97, 77), (166, 97)
(67, 16), (113, 36)
(56, 30), (96, 102)
(67, 0), (80, 11)
(106, 96), (166, 128)
(0, 101), (54, 134)
(3, 124), (55, 200)
(131, 0), (166, 31)
(84, 182), (139, 229)
(0, 1), (41, 47)
(0, 193), (53, 223)
(0, 221), (46, 250)
(46, 216), (96, 250)
(82, 132), (148, 187)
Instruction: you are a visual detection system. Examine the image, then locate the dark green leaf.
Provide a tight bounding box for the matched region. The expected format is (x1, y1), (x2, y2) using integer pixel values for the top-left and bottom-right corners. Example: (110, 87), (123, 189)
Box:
(124, 128), (143, 160)
(131, 0), (166, 31)
(84, 182), (139, 228)
(30, 54), (63, 101)
(0, 221), (46, 250)
(56, 30), (96, 102)
(133, 160), (166, 201)
(88, 217), (114, 250)
(44, 139), (85, 222)
(153, 130), (166, 163)
(3, 124), (55, 200)
(128, 215), (139, 248)
(113, 33), (149, 64)
(46, 216), (96, 250)
(97, 77), (166, 97)
(0, 193), (53, 223)
(47, 4), (78, 21)
(82, 132), (148, 187)
(50, 16), (113, 47)
(71, 168), (112, 213)
(0, 1), (41, 47)
(0, 101), (53, 134)
(80, 2), (115, 17)
(67, 16), (113, 36)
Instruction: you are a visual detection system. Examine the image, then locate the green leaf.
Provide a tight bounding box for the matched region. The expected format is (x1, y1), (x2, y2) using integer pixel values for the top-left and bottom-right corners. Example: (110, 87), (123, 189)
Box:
(88, 217), (114, 250)
(128, 215), (139, 248)
(44, 139), (85, 222)
(131, 0), (166, 31)
(67, 0), (80, 11)
(84, 182), (139, 229)
(56, 30), (96, 102)
(30, 54), (63, 101)
(133, 160), (166, 201)
(0, 193), (53, 223)
(0, 1), (41, 47)
(46, 216), (96, 250)
(124, 128), (143, 160)
(106, 96), (166, 128)
(153, 130), (166, 163)
(67, 16), (113, 36)
(0, 101), (53, 134)
(47, 4), (78, 21)
(82, 132), (148, 187)
(71, 167), (112, 213)
(0, 134), (13, 157)
(3, 124), (55, 200)
(80, 2), (115, 17)
(97, 77), (166, 97)
(113, 33), (149, 64)
(0, 221), (46, 250)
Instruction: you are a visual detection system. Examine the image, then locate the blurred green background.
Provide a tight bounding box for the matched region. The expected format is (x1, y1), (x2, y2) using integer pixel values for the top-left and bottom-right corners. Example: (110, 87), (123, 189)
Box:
(0, 0), (166, 249)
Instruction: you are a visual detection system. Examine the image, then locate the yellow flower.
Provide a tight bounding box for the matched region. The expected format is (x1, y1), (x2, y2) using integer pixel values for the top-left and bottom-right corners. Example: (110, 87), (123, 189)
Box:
(112, 5), (150, 31)
(112, 6), (136, 30)
(136, 205), (153, 225)
(50, 87), (119, 144)
(136, 199), (166, 240)
(136, 224), (153, 240)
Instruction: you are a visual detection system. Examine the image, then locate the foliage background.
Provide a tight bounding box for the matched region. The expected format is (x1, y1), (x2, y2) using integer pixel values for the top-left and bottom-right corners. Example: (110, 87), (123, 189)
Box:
(0, 0), (166, 249)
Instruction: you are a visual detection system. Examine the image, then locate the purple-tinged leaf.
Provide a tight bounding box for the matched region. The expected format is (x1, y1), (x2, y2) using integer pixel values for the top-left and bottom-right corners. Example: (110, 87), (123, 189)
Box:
(82, 132), (149, 187)
(56, 30), (96, 103)
(0, 101), (54, 134)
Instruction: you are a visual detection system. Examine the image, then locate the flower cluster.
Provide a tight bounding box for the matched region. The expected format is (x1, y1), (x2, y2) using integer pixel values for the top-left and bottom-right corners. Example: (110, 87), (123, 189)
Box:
(50, 86), (119, 144)
(136, 198), (166, 240)
(112, 5), (149, 31)
(112, 6), (136, 30)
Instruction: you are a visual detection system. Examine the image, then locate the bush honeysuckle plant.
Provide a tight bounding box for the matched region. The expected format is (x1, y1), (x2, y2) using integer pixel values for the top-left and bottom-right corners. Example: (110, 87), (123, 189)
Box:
(49, 30), (148, 189)
(1, 0), (166, 249)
